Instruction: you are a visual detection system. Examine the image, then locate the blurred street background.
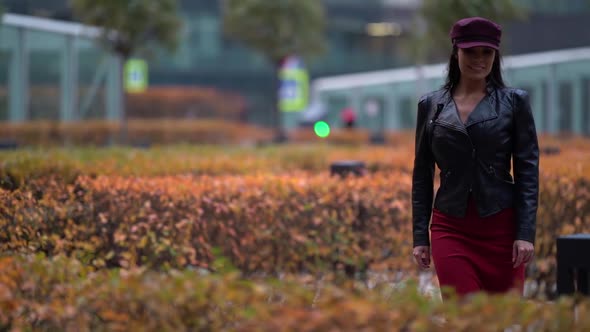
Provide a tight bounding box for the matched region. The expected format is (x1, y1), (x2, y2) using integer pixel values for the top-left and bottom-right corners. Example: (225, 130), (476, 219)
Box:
(0, 0), (589, 146)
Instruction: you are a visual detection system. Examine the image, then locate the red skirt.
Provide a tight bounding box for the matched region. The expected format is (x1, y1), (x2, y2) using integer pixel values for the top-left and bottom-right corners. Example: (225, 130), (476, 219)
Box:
(431, 195), (525, 298)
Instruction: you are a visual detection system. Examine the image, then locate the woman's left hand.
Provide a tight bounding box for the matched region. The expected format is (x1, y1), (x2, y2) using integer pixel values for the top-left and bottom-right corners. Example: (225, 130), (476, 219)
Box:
(513, 240), (534, 268)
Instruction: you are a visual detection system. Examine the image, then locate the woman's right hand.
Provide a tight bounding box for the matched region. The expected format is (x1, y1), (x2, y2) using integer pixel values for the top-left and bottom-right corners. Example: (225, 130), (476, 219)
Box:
(413, 245), (431, 269)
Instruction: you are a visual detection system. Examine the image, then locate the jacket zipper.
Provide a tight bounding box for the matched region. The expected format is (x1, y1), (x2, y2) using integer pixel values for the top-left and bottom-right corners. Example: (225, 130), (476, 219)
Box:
(432, 120), (476, 192)
(432, 121), (475, 155)
(488, 165), (495, 176)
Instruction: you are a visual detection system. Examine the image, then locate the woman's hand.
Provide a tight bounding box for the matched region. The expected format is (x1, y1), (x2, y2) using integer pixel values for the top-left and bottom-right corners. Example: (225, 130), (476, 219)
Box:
(513, 240), (534, 268)
(413, 245), (431, 269)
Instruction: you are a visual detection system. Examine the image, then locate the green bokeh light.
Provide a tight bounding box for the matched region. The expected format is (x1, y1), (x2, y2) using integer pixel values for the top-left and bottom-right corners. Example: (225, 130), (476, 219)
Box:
(314, 121), (330, 138)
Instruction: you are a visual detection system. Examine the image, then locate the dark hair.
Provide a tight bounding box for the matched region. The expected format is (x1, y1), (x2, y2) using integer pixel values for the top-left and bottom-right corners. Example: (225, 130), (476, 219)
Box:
(442, 46), (505, 93)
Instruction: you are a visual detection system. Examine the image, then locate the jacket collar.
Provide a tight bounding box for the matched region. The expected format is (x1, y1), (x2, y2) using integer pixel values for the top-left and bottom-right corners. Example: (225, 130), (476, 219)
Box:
(435, 85), (498, 130)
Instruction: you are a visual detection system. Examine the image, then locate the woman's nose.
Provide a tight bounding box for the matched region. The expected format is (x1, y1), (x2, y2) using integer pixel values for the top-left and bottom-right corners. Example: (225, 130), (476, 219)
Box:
(471, 54), (487, 62)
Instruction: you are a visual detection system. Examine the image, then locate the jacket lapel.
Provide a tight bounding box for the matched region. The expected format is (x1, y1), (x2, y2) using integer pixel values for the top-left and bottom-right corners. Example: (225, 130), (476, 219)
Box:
(464, 92), (498, 128)
(434, 86), (499, 131)
(434, 95), (466, 134)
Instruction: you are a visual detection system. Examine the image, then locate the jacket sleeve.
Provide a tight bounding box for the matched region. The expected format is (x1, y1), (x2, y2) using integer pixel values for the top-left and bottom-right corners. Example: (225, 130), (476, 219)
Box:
(512, 89), (539, 244)
(412, 95), (435, 247)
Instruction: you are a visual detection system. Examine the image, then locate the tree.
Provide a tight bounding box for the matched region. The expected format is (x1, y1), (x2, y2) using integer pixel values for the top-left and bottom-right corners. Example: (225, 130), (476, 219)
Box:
(69, 0), (182, 143)
(222, 0), (326, 142)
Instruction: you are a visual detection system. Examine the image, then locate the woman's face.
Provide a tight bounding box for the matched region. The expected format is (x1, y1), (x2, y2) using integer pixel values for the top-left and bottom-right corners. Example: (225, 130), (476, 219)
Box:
(457, 46), (496, 81)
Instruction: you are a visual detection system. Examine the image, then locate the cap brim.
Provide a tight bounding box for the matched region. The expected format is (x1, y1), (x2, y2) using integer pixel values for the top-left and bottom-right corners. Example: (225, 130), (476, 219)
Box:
(456, 41), (499, 50)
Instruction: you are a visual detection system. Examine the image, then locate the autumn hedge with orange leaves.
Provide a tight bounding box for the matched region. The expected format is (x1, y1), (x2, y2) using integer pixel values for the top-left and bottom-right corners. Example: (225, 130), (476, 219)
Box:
(1, 137), (590, 330)
(1, 254), (588, 331)
(1, 140), (589, 293)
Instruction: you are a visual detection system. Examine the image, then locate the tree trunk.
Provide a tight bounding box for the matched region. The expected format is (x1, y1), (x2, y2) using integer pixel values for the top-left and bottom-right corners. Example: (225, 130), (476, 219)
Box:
(273, 60), (287, 143)
(120, 55), (129, 145)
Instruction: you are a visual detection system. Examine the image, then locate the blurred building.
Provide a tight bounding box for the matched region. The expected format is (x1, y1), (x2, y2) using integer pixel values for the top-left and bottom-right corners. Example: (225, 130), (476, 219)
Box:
(1, 0), (590, 133)
(312, 47), (590, 136)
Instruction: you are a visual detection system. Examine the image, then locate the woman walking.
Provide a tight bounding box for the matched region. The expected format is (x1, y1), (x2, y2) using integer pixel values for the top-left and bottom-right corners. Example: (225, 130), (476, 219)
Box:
(411, 17), (539, 299)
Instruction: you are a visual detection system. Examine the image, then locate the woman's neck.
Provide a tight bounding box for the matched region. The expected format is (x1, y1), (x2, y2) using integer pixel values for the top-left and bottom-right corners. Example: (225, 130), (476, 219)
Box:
(454, 78), (487, 97)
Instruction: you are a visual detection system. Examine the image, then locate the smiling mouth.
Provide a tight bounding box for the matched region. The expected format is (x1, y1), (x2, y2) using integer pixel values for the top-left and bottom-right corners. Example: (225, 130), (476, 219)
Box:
(469, 65), (486, 71)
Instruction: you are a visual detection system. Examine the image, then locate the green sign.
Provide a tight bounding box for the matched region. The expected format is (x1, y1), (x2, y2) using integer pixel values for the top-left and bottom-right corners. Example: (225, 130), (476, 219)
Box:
(279, 56), (309, 112)
(125, 59), (148, 93)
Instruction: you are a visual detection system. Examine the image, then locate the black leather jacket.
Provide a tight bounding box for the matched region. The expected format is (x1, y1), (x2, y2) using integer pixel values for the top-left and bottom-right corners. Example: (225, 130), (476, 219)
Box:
(412, 86), (539, 247)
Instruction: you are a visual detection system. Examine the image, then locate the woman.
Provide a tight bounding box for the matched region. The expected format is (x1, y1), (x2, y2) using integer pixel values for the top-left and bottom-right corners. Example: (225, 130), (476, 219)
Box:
(411, 17), (539, 299)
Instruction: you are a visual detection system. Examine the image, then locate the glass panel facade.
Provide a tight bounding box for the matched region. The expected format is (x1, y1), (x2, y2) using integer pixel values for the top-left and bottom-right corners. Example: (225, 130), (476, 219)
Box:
(583, 78), (590, 136)
(314, 51), (590, 134)
(27, 30), (61, 120)
(541, 81), (549, 133)
(77, 38), (109, 120)
(398, 96), (414, 129)
(361, 95), (387, 133)
(0, 26), (14, 121)
(558, 82), (573, 133)
(323, 93), (350, 126)
(515, 0), (590, 14)
(0, 15), (121, 123)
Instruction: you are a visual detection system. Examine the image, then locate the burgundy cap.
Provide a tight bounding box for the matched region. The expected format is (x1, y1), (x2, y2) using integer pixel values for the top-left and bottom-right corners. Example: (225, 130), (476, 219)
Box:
(450, 17), (502, 50)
